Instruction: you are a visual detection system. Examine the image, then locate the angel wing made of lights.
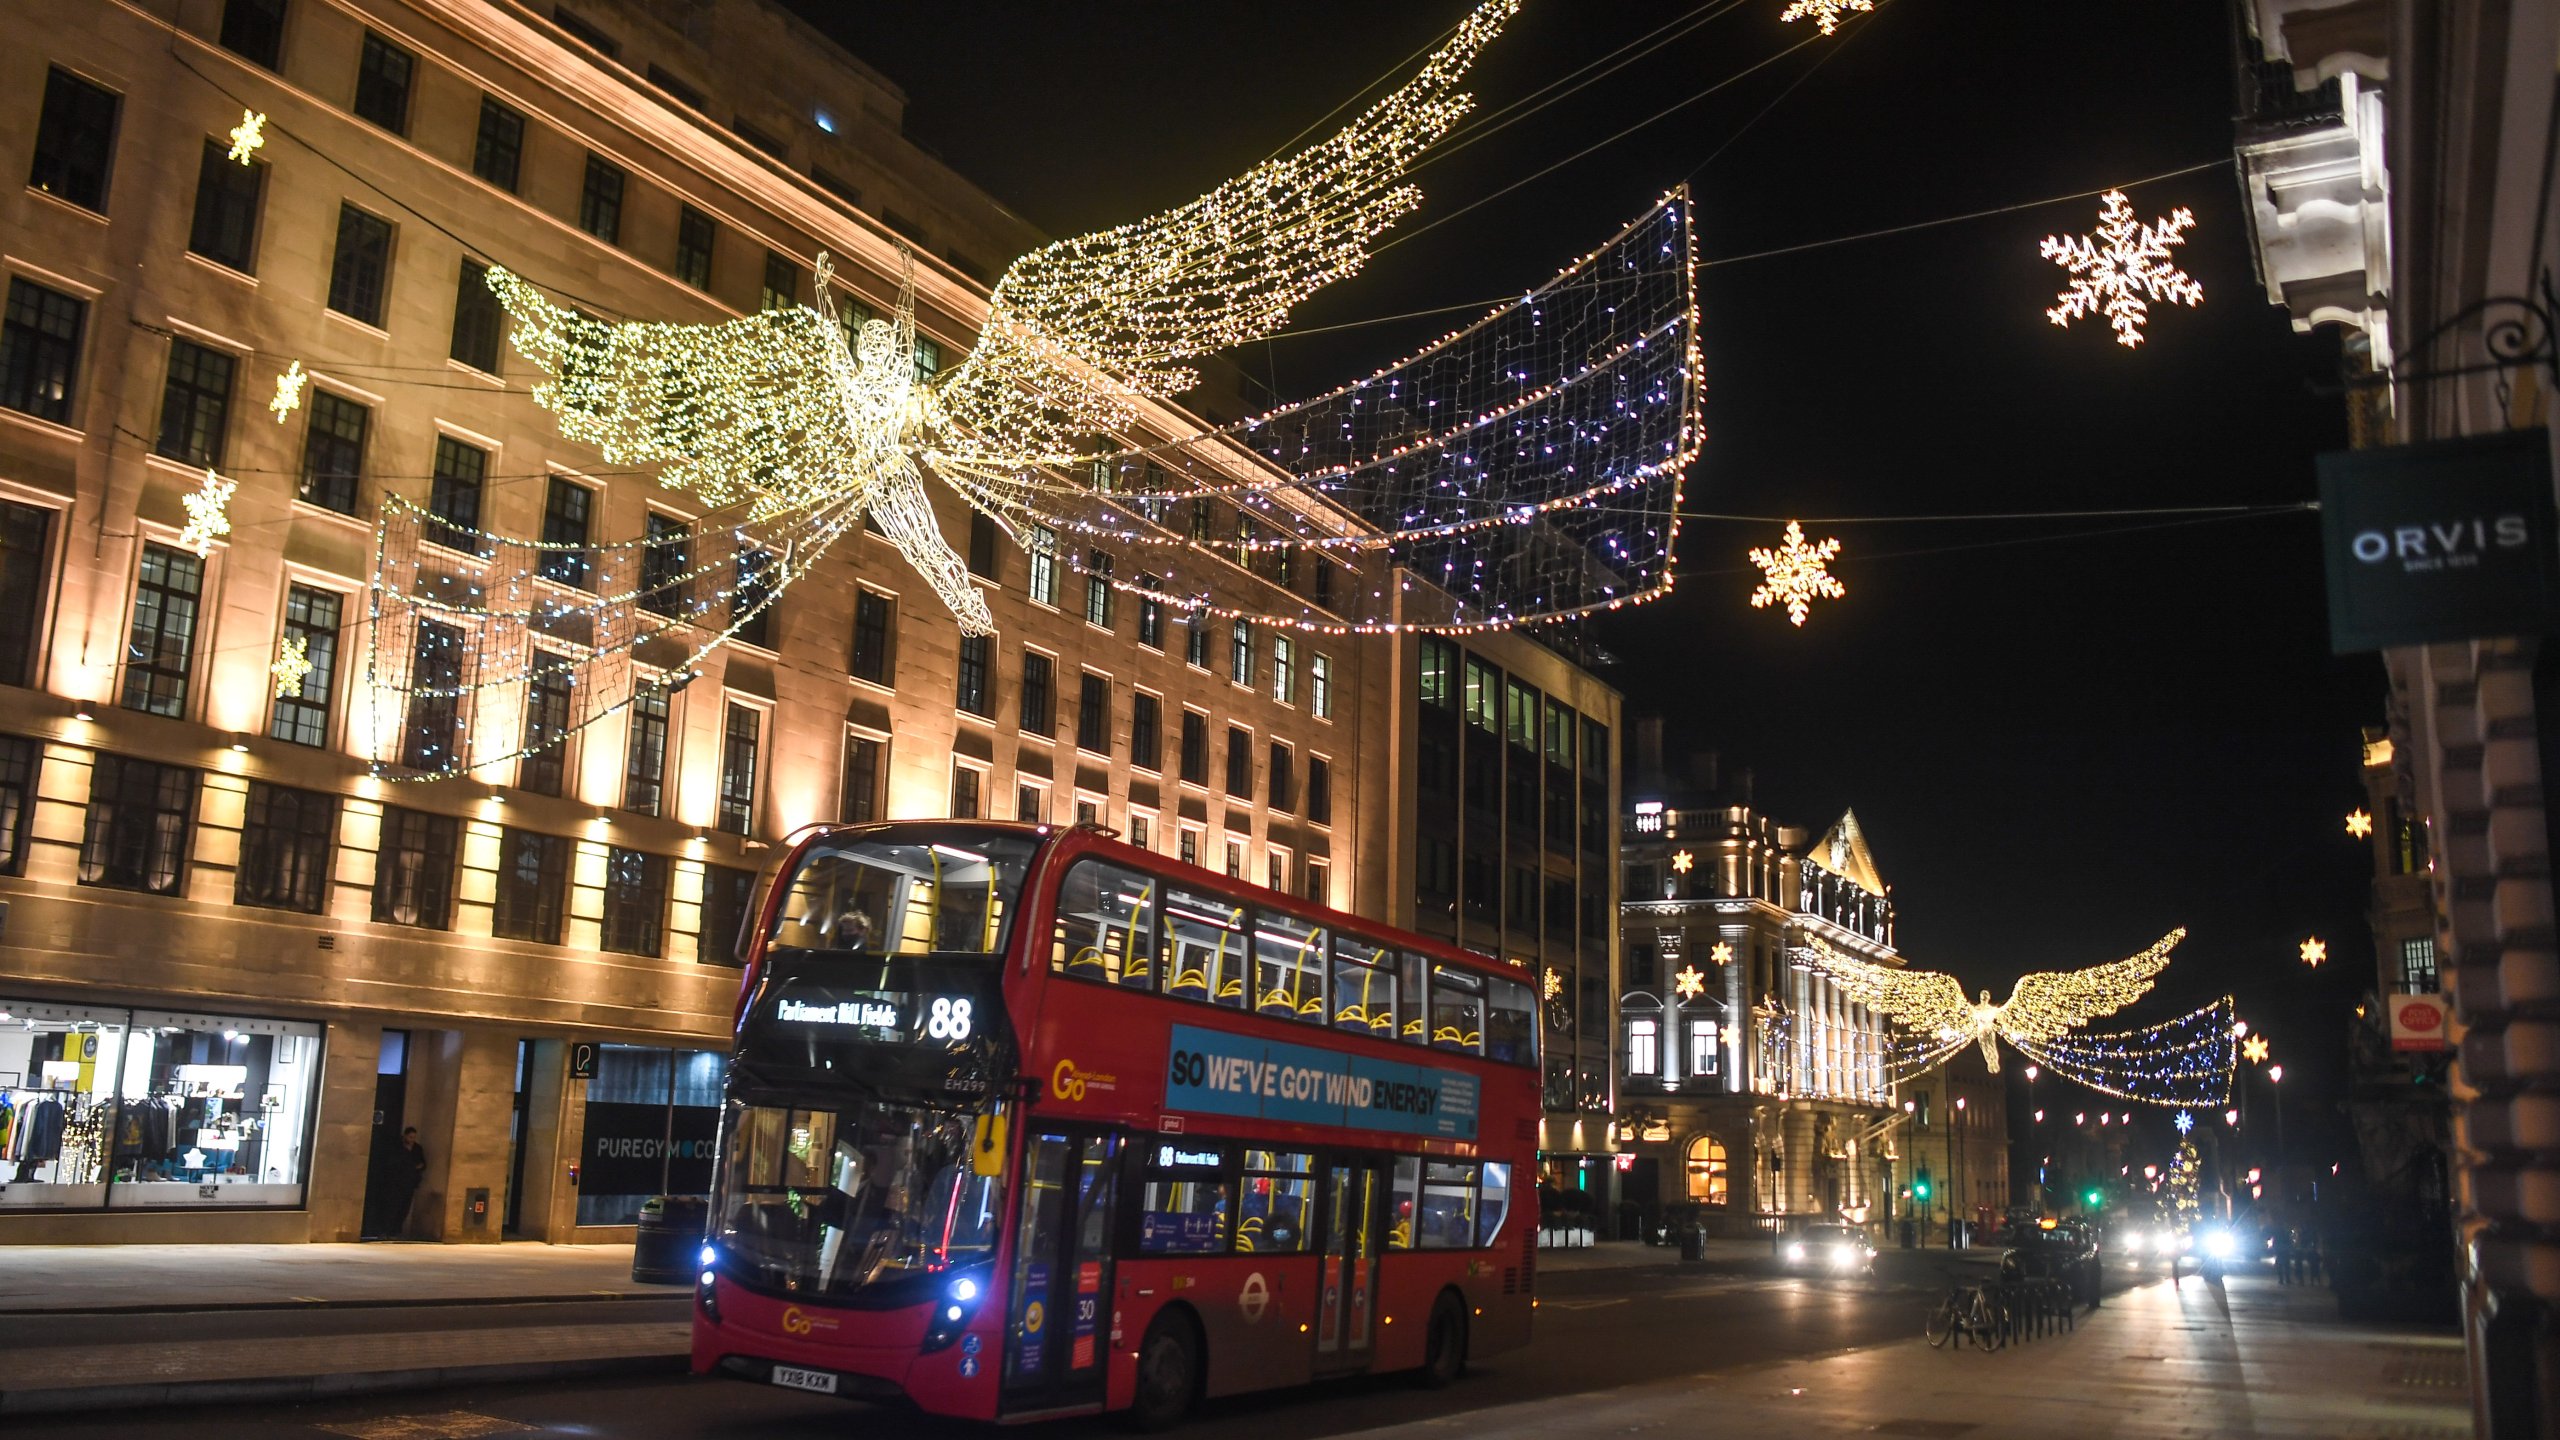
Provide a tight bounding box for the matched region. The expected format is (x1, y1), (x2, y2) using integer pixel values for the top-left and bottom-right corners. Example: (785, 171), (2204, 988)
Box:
(1808, 929), (2187, 1075)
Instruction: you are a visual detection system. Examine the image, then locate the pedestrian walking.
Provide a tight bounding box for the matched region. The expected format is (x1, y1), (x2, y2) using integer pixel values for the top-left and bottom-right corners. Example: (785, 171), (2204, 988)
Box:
(2272, 1226), (2295, 1284)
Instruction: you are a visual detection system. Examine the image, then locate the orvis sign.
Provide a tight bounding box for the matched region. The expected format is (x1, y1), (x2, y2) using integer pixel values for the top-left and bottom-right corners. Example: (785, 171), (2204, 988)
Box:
(1164, 1024), (1480, 1140)
(2319, 430), (2560, 653)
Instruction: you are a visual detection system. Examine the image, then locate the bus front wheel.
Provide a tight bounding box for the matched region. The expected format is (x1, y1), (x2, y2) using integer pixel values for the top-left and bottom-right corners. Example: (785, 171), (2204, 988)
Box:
(1416, 1293), (1468, 1389)
(1127, 1311), (1201, 1431)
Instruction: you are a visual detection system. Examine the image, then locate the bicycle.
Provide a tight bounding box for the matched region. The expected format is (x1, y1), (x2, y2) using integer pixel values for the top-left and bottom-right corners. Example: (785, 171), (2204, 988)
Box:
(1924, 1283), (2004, 1351)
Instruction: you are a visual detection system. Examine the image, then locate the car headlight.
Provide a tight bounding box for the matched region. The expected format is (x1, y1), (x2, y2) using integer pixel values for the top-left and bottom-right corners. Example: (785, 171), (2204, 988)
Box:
(1829, 1245), (1858, 1268)
(2202, 1229), (2238, 1260)
(1785, 1242), (1806, 1262)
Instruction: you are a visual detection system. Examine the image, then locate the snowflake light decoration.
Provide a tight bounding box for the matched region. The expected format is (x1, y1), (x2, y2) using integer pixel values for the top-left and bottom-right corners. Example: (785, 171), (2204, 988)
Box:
(2039, 189), (2203, 348)
(2241, 1034), (2270, 1065)
(2173, 1109), (2194, 1135)
(1675, 965), (1708, 1002)
(1671, 850), (1694, 874)
(178, 469), (235, 555)
(1709, 941), (1735, 965)
(227, 110), (266, 165)
(2299, 937), (2327, 967)
(1779, 0), (1874, 34)
(270, 361), (307, 423)
(2346, 809), (2373, 839)
(271, 634), (313, 699)
(1749, 520), (1844, 626)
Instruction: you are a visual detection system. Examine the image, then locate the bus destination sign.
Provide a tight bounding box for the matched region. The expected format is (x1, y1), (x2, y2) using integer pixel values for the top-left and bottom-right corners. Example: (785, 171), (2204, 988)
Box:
(1163, 1024), (1479, 1140)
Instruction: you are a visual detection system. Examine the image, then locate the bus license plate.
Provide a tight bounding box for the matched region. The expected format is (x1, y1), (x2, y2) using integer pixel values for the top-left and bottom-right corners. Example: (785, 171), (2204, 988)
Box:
(771, 1365), (839, 1395)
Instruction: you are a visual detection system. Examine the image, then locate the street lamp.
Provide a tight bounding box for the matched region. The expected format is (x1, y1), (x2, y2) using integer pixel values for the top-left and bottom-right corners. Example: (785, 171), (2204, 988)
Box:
(1951, 1097), (1967, 1248)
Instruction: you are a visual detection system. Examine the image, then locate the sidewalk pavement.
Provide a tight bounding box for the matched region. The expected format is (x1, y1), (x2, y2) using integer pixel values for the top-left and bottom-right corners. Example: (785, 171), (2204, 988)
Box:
(1396, 1269), (2469, 1440)
(1535, 1236), (2005, 1271)
(0, 1243), (688, 1416)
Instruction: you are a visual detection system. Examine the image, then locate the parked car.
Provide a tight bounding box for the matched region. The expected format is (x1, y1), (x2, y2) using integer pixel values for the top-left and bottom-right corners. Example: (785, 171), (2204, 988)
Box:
(1783, 1224), (1879, 1277)
(2003, 1221), (2102, 1306)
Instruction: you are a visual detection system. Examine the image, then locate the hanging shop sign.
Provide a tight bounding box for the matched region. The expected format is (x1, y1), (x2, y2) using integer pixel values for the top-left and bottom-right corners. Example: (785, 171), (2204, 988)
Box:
(2319, 429), (2560, 653)
(2388, 992), (2451, 1052)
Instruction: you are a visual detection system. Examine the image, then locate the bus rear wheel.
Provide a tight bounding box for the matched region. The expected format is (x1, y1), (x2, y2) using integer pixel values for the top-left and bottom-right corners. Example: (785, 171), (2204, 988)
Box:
(1415, 1293), (1468, 1389)
(1127, 1312), (1200, 1432)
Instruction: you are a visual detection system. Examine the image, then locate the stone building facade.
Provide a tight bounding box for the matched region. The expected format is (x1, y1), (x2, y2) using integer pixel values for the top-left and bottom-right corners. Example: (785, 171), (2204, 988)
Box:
(0, 0), (1617, 1243)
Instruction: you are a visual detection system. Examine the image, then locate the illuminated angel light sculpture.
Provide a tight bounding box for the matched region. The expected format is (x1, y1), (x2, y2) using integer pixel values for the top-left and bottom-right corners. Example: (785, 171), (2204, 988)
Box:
(365, 0), (1702, 779)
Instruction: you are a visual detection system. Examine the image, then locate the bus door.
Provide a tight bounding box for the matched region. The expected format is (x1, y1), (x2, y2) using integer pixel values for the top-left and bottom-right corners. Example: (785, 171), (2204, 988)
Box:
(1313, 1156), (1387, 1371)
(1002, 1127), (1122, 1412)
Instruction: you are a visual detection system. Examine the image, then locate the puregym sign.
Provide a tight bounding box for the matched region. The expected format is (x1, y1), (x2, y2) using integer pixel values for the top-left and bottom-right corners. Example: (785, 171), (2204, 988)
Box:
(2320, 430), (2560, 653)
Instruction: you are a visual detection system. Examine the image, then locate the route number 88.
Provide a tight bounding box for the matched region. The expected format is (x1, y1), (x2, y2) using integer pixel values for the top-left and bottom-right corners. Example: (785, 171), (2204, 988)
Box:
(927, 996), (974, 1041)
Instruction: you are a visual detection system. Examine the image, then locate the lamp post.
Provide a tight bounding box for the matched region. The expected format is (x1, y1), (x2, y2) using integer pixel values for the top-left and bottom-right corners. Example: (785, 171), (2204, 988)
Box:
(1903, 1098), (1923, 1246)
(2267, 1064), (2286, 1172)
(1952, 1095), (1968, 1248)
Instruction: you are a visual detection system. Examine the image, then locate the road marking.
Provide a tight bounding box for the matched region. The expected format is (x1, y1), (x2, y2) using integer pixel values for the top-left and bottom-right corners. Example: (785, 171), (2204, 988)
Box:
(313, 1412), (537, 1439)
(1539, 1297), (1629, 1311)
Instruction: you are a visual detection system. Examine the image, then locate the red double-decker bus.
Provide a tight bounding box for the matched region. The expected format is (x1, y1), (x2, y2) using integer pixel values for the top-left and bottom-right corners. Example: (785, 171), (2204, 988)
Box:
(693, 820), (1540, 1426)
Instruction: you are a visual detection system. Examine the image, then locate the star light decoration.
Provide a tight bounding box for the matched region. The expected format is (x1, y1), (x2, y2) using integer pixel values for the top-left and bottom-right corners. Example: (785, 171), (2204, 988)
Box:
(1748, 521), (1844, 627)
(2039, 189), (2203, 348)
(271, 634), (314, 700)
(1779, 0), (1874, 34)
(1674, 965), (1709, 1002)
(1710, 941), (1736, 965)
(1671, 849), (1695, 874)
(371, 0), (1704, 778)
(227, 110), (266, 165)
(2299, 937), (2327, 967)
(2346, 809), (2373, 839)
(270, 361), (308, 423)
(178, 469), (235, 555)
(2241, 1034), (2271, 1065)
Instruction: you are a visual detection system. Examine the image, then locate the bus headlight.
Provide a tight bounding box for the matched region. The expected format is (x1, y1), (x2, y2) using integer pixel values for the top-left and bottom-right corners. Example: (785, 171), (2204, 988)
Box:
(697, 1268), (721, 1325)
(922, 1265), (993, 1354)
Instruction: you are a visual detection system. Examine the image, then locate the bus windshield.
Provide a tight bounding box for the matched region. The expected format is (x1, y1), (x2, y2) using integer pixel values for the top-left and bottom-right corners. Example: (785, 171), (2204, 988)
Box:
(712, 1096), (1001, 1300)
(765, 829), (1042, 960)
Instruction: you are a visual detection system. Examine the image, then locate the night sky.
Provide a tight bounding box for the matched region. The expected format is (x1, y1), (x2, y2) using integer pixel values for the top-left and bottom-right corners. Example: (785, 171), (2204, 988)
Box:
(795, 0), (2380, 1148)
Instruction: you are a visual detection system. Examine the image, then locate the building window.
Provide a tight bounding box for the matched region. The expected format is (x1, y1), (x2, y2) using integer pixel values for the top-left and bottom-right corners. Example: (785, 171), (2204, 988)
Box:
(1028, 525), (1058, 606)
(1463, 658), (1499, 733)
(79, 756), (194, 894)
(1225, 725), (1252, 798)
(219, 0), (289, 70)
(1084, 551), (1115, 629)
(1684, 1134), (1729, 1205)
(967, 511), (998, 578)
(1077, 795), (1101, 828)
(1129, 812), (1152, 851)
(675, 206), (716, 290)
(0, 500), (55, 687)
(733, 118), (786, 159)
(538, 478), (592, 588)
(841, 732), (883, 823)
(812, 167), (861, 207)
(2402, 937), (2440, 993)
(600, 847), (669, 957)
(29, 67), (119, 212)
(352, 31), (414, 132)
(913, 338), (941, 380)
(622, 687), (670, 815)
(269, 584), (340, 746)
(579, 155), (625, 244)
(551, 6), (620, 55)
(1506, 680), (1539, 752)
(1180, 710), (1209, 786)
(1311, 654), (1333, 719)
(451, 259), (503, 372)
(1186, 609), (1211, 669)
(1230, 620), (1253, 687)
(640, 513), (686, 617)
(1304, 859), (1328, 904)
(1416, 834), (1455, 903)
(1687, 1020), (1720, 1077)
(645, 62), (702, 110)
(121, 544), (203, 717)
(518, 665), (574, 796)
(716, 703), (759, 836)
(326, 203), (394, 327)
(1137, 584), (1164, 649)
(761, 251), (798, 311)
(372, 805), (457, 928)
(699, 864), (756, 965)
(297, 390), (368, 513)
(956, 634), (992, 717)
(491, 827), (568, 944)
(1178, 827), (1199, 867)
(1307, 756), (1331, 826)
(1019, 650), (1054, 735)
(1268, 742), (1294, 811)
(1, 278), (86, 425)
(424, 436), (487, 554)
(1267, 848), (1287, 893)
(155, 338), (235, 467)
(1130, 692), (1161, 771)
(951, 763), (981, 819)
(1225, 838), (1244, 879)
(1419, 636), (1457, 711)
(472, 95), (524, 191)
(1077, 672), (1111, 753)
(850, 589), (893, 684)
(1626, 1017), (1660, 1077)
(1315, 558), (1335, 609)
(400, 619), (465, 772)
(236, 781), (335, 913)
(188, 138), (263, 272)
(1015, 782), (1044, 822)
(731, 547), (776, 648)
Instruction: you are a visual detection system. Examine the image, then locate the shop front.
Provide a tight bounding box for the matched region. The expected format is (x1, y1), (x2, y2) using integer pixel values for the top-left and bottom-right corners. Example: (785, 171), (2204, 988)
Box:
(571, 1043), (727, 1230)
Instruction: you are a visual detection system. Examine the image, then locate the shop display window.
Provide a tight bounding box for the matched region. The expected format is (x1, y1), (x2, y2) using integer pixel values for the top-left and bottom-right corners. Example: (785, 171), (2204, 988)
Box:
(0, 997), (321, 1211)
(576, 1042), (727, 1226)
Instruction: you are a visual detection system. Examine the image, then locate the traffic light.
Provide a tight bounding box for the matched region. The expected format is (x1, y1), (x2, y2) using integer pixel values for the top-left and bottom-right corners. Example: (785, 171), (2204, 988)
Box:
(2084, 1188), (2103, 1207)
(1913, 1170), (1933, 1202)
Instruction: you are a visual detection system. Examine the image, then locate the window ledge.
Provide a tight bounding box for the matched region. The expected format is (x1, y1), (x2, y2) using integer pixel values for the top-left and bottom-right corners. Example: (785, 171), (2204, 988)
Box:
(0, 406), (85, 446)
(321, 308), (391, 342)
(23, 186), (107, 224)
(179, 250), (259, 286)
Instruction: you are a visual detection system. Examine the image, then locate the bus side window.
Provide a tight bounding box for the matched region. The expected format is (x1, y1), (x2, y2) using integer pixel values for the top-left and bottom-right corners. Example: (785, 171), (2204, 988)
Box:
(1162, 886), (1246, 1008)
(1429, 965), (1485, 1055)
(1416, 1160), (1480, 1249)
(1484, 975), (1536, 1066)
(1253, 911), (1327, 1023)
(1332, 936), (1395, 1037)
(1387, 1156), (1420, 1250)
(1053, 860), (1159, 988)
(1397, 952), (1432, 1045)
(1139, 1142), (1231, 1255)
(1477, 1161), (1512, 1246)
(1238, 1149), (1314, 1253)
